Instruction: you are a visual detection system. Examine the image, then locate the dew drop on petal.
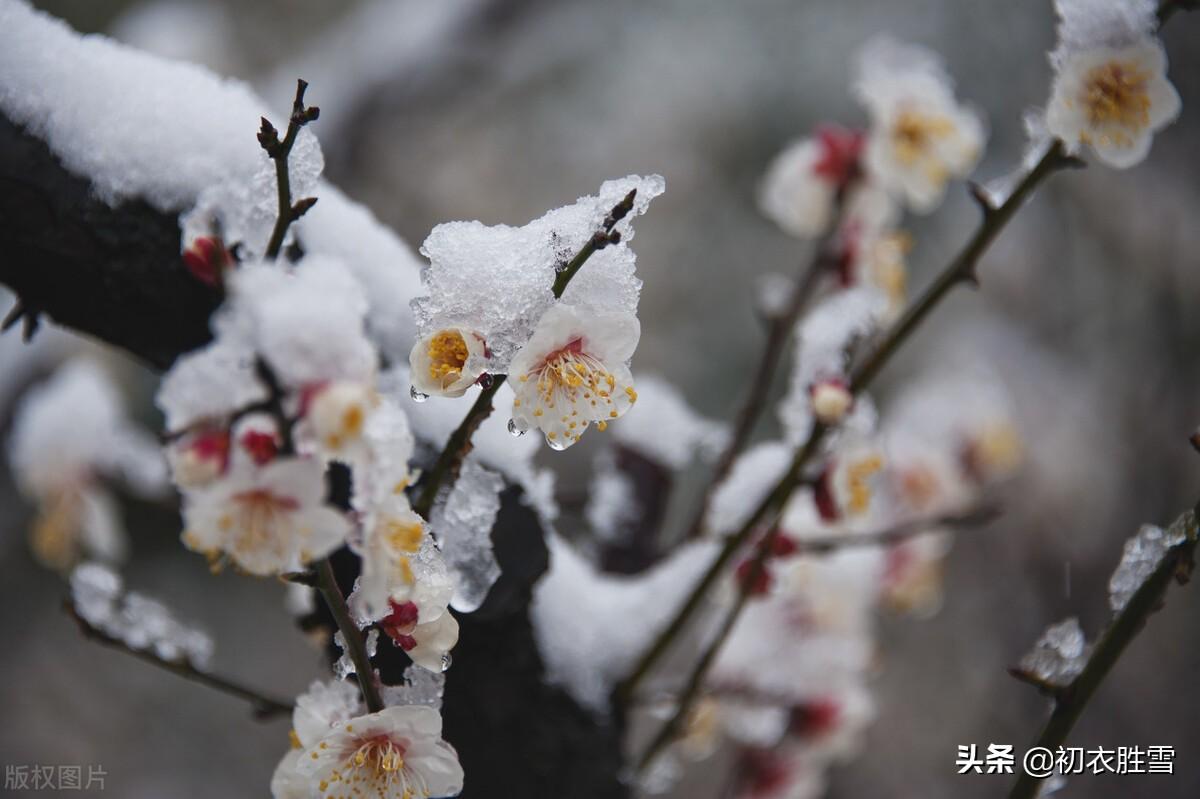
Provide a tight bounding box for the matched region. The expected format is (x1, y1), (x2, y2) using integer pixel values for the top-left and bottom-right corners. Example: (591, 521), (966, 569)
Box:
(507, 419), (525, 437)
(409, 386), (429, 403)
(546, 436), (568, 452)
(440, 652), (453, 672)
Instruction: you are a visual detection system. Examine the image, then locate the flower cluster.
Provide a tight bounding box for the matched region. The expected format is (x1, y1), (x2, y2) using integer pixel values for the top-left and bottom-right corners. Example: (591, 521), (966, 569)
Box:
(408, 175), (665, 449)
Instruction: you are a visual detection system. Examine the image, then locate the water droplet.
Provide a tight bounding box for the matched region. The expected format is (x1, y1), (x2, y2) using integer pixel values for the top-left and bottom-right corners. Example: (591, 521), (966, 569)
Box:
(409, 386), (428, 403)
(440, 653), (453, 672)
(507, 419), (525, 437)
(476, 373), (494, 389)
(546, 436), (568, 452)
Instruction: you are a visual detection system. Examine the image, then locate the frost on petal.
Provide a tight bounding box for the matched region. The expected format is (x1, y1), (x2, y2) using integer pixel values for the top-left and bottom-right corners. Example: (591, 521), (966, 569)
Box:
(1018, 617), (1090, 686)
(1045, 38), (1180, 169)
(854, 36), (985, 212)
(611, 374), (728, 470)
(1107, 521), (1189, 612)
(70, 562), (215, 669)
(508, 304), (641, 450)
(413, 175), (663, 370)
(295, 705), (463, 799)
(778, 289), (887, 444)
(431, 457), (504, 613)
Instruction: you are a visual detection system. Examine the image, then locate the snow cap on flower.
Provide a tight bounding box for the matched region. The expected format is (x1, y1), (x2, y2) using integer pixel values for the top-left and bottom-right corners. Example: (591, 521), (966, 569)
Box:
(759, 126), (865, 238)
(181, 456), (351, 575)
(289, 705), (463, 799)
(854, 36), (985, 212)
(413, 175), (663, 371)
(508, 303), (641, 450)
(409, 327), (489, 398)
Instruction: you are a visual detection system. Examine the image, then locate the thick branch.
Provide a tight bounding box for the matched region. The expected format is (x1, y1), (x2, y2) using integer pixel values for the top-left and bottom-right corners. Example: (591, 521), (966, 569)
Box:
(1007, 508), (1198, 799)
(66, 601), (292, 720)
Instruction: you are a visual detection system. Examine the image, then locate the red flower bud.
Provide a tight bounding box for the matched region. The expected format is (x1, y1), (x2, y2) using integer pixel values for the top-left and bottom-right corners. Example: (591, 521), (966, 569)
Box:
(239, 430), (279, 466)
(182, 236), (232, 287)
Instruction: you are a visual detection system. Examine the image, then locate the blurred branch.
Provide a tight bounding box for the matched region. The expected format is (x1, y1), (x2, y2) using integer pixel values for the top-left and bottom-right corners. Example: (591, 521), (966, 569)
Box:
(618, 140), (1080, 713)
(683, 214), (845, 542)
(66, 601), (292, 720)
(412, 189), (638, 520)
(634, 502), (1000, 770)
(258, 79), (320, 261)
(1007, 508), (1199, 799)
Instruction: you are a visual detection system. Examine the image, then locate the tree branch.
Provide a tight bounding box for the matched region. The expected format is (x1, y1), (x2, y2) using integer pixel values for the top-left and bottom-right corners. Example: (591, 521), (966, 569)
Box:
(1007, 507), (1198, 799)
(618, 140), (1080, 710)
(66, 601), (292, 720)
(313, 557), (385, 713)
(412, 189), (638, 520)
(258, 79), (320, 261)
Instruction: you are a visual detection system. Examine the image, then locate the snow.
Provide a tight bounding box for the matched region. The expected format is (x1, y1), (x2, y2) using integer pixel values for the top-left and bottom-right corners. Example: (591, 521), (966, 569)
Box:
(70, 561), (214, 668)
(431, 457), (505, 613)
(0, 1), (427, 364)
(585, 454), (640, 542)
(611, 374), (728, 470)
(1052, 0), (1158, 63)
(382, 664), (447, 712)
(1108, 521), (1188, 612)
(413, 175), (664, 370)
(707, 442), (793, 536)
(531, 534), (721, 713)
(778, 288), (886, 443)
(1018, 617), (1089, 685)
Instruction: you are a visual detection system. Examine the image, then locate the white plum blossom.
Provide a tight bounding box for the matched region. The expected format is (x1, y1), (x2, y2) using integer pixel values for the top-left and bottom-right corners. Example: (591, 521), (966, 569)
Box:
(272, 682), (462, 799)
(1046, 38), (1180, 168)
(759, 126), (864, 238)
(854, 37), (985, 212)
(298, 379), (379, 461)
(181, 456), (352, 576)
(288, 706), (463, 799)
(408, 327), (490, 398)
(508, 304), (640, 450)
(8, 358), (166, 570)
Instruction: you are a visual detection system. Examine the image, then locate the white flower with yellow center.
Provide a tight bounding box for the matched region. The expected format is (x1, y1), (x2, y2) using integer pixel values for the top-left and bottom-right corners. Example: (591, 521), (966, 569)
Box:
(352, 496), (455, 627)
(302, 380), (379, 458)
(181, 457), (351, 576)
(1046, 37), (1180, 168)
(855, 37), (985, 212)
(409, 327), (489, 399)
(295, 706), (464, 799)
(508, 304), (640, 450)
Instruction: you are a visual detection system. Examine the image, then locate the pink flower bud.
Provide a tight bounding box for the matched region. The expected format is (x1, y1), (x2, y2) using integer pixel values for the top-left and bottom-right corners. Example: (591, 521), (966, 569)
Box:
(182, 236), (231, 287)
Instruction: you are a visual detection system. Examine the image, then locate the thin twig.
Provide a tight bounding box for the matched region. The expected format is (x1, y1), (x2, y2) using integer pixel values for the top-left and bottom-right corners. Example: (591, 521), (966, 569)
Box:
(66, 602), (292, 719)
(412, 189), (639, 520)
(259, 79), (320, 261)
(634, 503), (1000, 770)
(313, 558), (384, 712)
(1007, 508), (1198, 799)
(618, 140), (1080, 710)
(683, 232), (841, 541)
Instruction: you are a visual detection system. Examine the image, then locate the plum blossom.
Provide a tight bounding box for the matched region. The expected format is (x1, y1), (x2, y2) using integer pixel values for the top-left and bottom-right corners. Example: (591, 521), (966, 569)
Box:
(759, 126), (865, 238)
(167, 426), (231, 488)
(297, 706), (463, 799)
(297, 379), (379, 460)
(272, 682), (463, 799)
(508, 304), (640, 450)
(1046, 37), (1180, 168)
(180, 456), (351, 575)
(8, 359), (166, 570)
(408, 327), (489, 398)
(854, 37), (985, 212)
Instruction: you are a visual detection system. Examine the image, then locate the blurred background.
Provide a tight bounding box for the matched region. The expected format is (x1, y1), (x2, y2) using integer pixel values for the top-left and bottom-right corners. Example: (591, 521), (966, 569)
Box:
(2, 0), (1199, 796)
